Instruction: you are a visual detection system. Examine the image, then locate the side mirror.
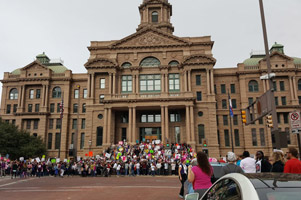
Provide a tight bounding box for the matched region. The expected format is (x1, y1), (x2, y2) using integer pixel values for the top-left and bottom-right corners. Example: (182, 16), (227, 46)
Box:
(185, 193), (199, 200)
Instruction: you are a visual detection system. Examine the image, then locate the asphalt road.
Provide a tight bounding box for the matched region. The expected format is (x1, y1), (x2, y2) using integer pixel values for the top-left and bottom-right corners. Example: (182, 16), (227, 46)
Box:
(0, 175), (181, 200)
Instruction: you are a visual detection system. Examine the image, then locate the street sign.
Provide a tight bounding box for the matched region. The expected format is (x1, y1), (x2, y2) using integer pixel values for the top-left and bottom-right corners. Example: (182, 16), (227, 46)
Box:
(289, 111), (301, 130)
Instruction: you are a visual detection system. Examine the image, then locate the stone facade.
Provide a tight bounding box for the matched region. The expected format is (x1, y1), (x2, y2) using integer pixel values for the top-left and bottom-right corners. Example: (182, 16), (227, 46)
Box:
(1, 0), (300, 159)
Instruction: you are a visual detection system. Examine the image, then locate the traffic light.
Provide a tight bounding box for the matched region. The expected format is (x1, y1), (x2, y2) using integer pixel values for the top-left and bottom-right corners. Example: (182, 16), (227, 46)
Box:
(241, 110), (247, 124)
(266, 115), (273, 128)
(202, 139), (208, 148)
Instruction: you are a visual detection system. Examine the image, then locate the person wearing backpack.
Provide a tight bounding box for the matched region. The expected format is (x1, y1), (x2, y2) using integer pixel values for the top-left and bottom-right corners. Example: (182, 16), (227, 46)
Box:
(178, 158), (188, 199)
(221, 152), (244, 176)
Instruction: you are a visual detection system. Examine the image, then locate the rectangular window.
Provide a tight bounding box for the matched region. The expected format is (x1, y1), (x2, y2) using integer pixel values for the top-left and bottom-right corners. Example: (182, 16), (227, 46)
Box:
(281, 96), (286, 105)
(216, 115), (219, 126)
(221, 84), (226, 94)
(259, 118), (263, 125)
(230, 84), (236, 94)
(260, 128), (266, 146)
(196, 75), (201, 86)
(170, 114), (181, 122)
(33, 120), (39, 129)
(169, 74), (180, 91)
(55, 133), (61, 149)
(198, 125), (205, 144)
(222, 99), (227, 109)
(82, 104), (86, 113)
(49, 119), (54, 129)
(29, 89), (34, 99)
(214, 85), (217, 94)
(148, 114), (154, 122)
(81, 119), (86, 129)
(232, 99), (237, 109)
(56, 119), (61, 129)
(97, 127), (103, 146)
(299, 96), (301, 104)
(224, 130), (230, 147)
(26, 120), (31, 129)
(73, 104), (78, 113)
(122, 75), (132, 93)
(6, 104), (11, 114)
(121, 114), (128, 123)
(277, 113), (281, 124)
(36, 89), (41, 99)
(233, 115), (238, 125)
(273, 81), (277, 91)
(13, 104), (17, 113)
(12, 120), (15, 125)
(140, 74), (161, 92)
(57, 103), (60, 113)
(141, 115), (147, 123)
(285, 128), (291, 145)
(275, 97), (279, 106)
(48, 133), (52, 149)
(28, 104), (33, 112)
(83, 89), (88, 99)
(71, 133), (75, 145)
(72, 119), (77, 129)
(284, 113), (289, 124)
(35, 104), (40, 112)
(252, 128), (257, 146)
(50, 103), (55, 113)
(74, 89), (79, 99)
(248, 97), (253, 105)
(155, 114), (161, 122)
(196, 92), (202, 101)
(223, 115), (228, 126)
(100, 78), (106, 89)
(234, 129), (240, 146)
(80, 133), (85, 149)
(280, 81), (285, 91)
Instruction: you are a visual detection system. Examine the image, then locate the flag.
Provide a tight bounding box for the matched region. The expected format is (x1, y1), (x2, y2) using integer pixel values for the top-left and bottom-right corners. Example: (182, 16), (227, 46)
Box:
(60, 98), (64, 119)
(228, 93), (234, 117)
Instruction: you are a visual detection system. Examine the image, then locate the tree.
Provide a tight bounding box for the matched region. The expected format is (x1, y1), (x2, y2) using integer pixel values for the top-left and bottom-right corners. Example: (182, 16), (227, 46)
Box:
(0, 119), (47, 160)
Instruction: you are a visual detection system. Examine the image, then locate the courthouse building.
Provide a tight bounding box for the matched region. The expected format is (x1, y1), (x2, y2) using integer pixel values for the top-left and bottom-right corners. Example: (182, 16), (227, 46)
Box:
(1, 0), (301, 158)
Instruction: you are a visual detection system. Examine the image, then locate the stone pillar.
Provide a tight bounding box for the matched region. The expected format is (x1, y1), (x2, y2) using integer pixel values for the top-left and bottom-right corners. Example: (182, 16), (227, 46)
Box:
(109, 73), (112, 94)
(132, 75), (136, 94)
(266, 80), (270, 90)
(128, 107), (132, 143)
(107, 108), (112, 144)
(289, 76), (294, 100)
(190, 106), (195, 142)
(164, 106), (169, 142)
(118, 75), (121, 94)
(161, 74), (165, 93)
(18, 86), (22, 107)
(113, 74), (116, 95)
(132, 107), (136, 143)
(42, 85), (46, 107)
(188, 70), (192, 92)
(184, 71), (188, 92)
(293, 76), (298, 100)
(91, 73), (95, 99)
(210, 69), (214, 94)
(161, 106), (165, 143)
(21, 85), (25, 109)
(87, 74), (91, 98)
(185, 106), (191, 142)
(103, 108), (108, 145)
(136, 75), (139, 94)
(45, 85), (49, 108)
(1, 86), (8, 114)
(207, 69), (210, 95)
(263, 80), (266, 92)
(165, 74), (168, 93)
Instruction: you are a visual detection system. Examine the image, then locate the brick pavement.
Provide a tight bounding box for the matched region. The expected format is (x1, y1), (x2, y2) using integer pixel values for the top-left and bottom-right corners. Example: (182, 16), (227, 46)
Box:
(0, 176), (181, 200)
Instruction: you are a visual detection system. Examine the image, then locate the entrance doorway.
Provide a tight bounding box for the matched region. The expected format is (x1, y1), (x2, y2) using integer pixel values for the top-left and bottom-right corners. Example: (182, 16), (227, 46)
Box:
(140, 127), (161, 143)
(122, 128), (127, 141)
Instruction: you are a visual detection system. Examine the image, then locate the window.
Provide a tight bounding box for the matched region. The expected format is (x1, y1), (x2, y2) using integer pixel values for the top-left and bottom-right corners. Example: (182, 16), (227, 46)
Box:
(155, 114), (161, 122)
(285, 128), (291, 145)
(6, 104), (11, 114)
(71, 133), (75, 145)
(57, 103), (60, 113)
(13, 104), (17, 113)
(152, 11), (158, 23)
(35, 104), (39, 112)
(74, 89), (79, 99)
(72, 119), (77, 129)
(121, 62), (132, 68)
(9, 88), (18, 100)
(298, 79), (301, 90)
(140, 57), (160, 67)
(214, 85), (217, 94)
(73, 104), (78, 113)
(277, 113), (281, 124)
(221, 84), (226, 94)
(224, 130), (230, 147)
(260, 128), (266, 146)
(80, 133), (85, 149)
(223, 115), (228, 126)
(169, 74), (180, 91)
(230, 84), (236, 93)
(49, 119), (54, 129)
(196, 92), (202, 101)
(55, 133), (61, 149)
(252, 128), (257, 146)
(168, 60), (179, 66)
(36, 89), (41, 99)
(198, 125), (205, 144)
(280, 81), (285, 91)
(259, 118), (263, 124)
(97, 127), (103, 146)
(234, 129), (240, 146)
(81, 119), (86, 129)
(233, 115), (238, 125)
(196, 75), (201, 86)
(281, 96), (286, 105)
(50, 103), (55, 113)
(249, 80), (259, 92)
(100, 78), (105, 89)
(48, 133), (52, 149)
(26, 120), (31, 129)
(204, 179), (241, 199)
(56, 119), (61, 129)
(122, 75), (132, 93)
(170, 113), (181, 122)
(232, 99), (237, 109)
(33, 120), (39, 129)
(141, 115), (147, 123)
(248, 97), (253, 105)
(140, 74), (161, 92)
(275, 97), (279, 106)
(216, 115), (219, 126)
(141, 114), (161, 123)
(299, 96), (301, 104)
(29, 89), (34, 99)
(284, 113), (289, 124)
(82, 103), (86, 113)
(121, 113), (128, 123)
(217, 130), (220, 144)
(273, 81), (277, 91)
(28, 104), (33, 112)
(52, 87), (61, 98)
(83, 89), (87, 99)
(222, 99), (227, 109)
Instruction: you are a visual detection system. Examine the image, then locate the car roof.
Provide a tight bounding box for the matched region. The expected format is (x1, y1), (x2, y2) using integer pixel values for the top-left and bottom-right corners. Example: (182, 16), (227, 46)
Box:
(244, 173), (301, 189)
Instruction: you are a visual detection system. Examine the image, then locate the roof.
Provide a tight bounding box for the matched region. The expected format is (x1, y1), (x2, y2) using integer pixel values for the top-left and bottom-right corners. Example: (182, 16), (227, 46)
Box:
(293, 57), (301, 65)
(243, 57), (263, 66)
(272, 42), (284, 48)
(11, 68), (21, 75)
(11, 64), (67, 75)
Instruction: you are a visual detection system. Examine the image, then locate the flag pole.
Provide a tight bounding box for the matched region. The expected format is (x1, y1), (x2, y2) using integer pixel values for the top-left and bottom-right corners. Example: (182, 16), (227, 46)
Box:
(228, 90), (234, 153)
(58, 91), (64, 159)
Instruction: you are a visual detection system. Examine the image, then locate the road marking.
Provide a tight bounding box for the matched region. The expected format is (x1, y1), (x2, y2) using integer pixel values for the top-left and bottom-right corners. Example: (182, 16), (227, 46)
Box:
(0, 178), (35, 188)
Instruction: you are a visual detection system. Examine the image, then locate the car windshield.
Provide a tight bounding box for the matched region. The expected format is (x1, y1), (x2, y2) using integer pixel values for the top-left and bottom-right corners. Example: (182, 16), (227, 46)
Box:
(257, 188), (301, 200)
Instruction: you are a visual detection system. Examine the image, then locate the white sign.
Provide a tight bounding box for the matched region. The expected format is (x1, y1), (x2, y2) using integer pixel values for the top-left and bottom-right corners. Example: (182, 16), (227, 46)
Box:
(105, 153), (111, 159)
(36, 157), (41, 163)
(289, 112), (301, 130)
(165, 150), (172, 156)
(19, 157), (24, 162)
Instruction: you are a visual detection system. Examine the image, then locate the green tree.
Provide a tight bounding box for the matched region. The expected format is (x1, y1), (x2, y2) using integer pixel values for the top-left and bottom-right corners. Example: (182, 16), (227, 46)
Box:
(0, 119), (47, 160)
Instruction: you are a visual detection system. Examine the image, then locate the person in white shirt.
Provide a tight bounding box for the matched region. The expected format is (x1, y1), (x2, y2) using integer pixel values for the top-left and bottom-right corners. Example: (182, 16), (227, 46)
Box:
(135, 162), (140, 176)
(164, 162), (169, 175)
(151, 163), (156, 176)
(156, 162), (162, 175)
(240, 151), (256, 173)
(116, 163), (121, 176)
(171, 162), (176, 175)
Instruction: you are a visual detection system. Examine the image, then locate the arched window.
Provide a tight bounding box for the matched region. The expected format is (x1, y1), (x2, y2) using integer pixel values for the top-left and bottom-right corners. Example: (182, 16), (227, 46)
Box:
(248, 80), (259, 92)
(121, 62), (132, 68)
(169, 60), (179, 67)
(298, 79), (301, 90)
(198, 124), (205, 144)
(52, 87), (62, 98)
(140, 57), (161, 67)
(9, 88), (18, 100)
(152, 11), (158, 23)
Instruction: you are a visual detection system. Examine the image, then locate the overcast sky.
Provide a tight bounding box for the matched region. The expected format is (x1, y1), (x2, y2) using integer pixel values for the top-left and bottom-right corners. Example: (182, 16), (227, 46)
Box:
(0, 0), (301, 100)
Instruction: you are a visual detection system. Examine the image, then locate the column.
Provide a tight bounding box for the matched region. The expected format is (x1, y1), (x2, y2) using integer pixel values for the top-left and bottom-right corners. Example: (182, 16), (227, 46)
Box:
(185, 106), (191, 142)
(91, 73), (95, 99)
(164, 106), (169, 142)
(263, 80), (266, 92)
(210, 69), (214, 94)
(109, 73), (112, 94)
(206, 69), (210, 95)
(293, 76), (298, 100)
(128, 107), (132, 143)
(18, 86), (22, 107)
(136, 75), (139, 94)
(42, 85), (46, 107)
(107, 108), (112, 144)
(266, 80), (270, 90)
(132, 75), (136, 94)
(184, 71), (188, 92)
(188, 70), (192, 92)
(132, 107), (136, 143)
(113, 74), (116, 95)
(87, 74), (91, 98)
(161, 74), (165, 93)
(161, 106), (165, 143)
(190, 106), (195, 142)
(103, 108), (108, 145)
(45, 85), (49, 107)
(21, 85), (25, 109)
(118, 75), (121, 94)
(289, 76), (294, 100)
(165, 74), (168, 94)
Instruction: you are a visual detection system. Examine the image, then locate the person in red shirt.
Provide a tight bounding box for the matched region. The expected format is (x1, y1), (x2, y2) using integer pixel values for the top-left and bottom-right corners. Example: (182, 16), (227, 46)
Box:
(284, 147), (301, 174)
